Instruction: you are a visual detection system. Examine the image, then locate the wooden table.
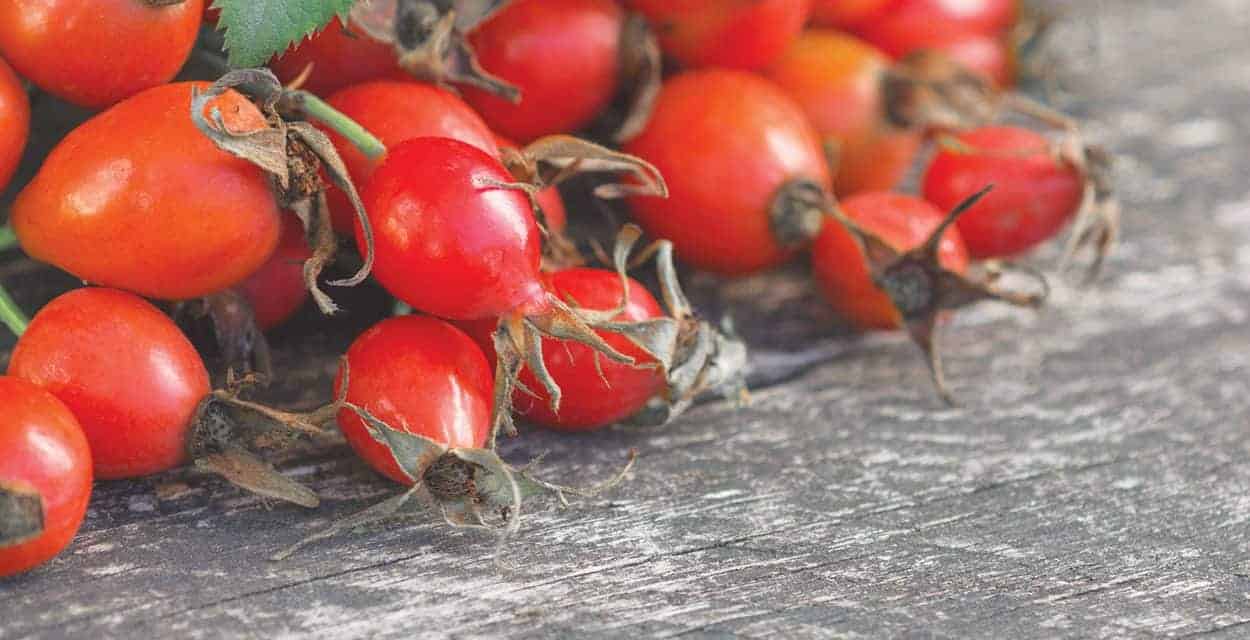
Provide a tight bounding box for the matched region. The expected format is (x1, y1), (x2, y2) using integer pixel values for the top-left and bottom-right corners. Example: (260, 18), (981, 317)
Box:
(4, 1), (1250, 637)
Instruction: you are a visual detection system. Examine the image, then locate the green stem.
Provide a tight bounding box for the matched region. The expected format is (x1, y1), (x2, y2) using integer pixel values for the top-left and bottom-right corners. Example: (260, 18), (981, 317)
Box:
(291, 91), (386, 160)
(0, 225), (16, 252)
(0, 283), (28, 337)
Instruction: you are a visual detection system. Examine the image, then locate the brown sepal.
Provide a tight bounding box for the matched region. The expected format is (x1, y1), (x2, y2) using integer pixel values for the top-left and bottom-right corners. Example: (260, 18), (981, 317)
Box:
(491, 135), (667, 267)
(349, 0), (520, 101)
(828, 185), (1049, 405)
(271, 360), (636, 566)
(1058, 139), (1119, 283)
(190, 70), (375, 316)
(187, 373), (340, 508)
(0, 483), (43, 548)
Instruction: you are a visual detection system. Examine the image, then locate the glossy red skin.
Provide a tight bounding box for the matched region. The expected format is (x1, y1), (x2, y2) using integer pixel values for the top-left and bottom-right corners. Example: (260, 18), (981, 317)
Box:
(335, 316), (493, 485)
(812, 192), (969, 330)
(8, 288), (211, 479)
(766, 31), (924, 197)
(0, 0), (203, 109)
(624, 70), (831, 276)
(811, 0), (892, 29)
(0, 57), (29, 192)
(358, 137), (548, 320)
(492, 134), (567, 233)
(858, 0), (1018, 57)
(462, 269), (664, 431)
(464, 0), (624, 143)
(12, 83), (281, 301)
(0, 377), (92, 577)
(270, 18), (402, 97)
(627, 0), (811, 71)
(922, 126), (1083, 259)
(320, 81), (499, 234)
(237, 214), (313, 330)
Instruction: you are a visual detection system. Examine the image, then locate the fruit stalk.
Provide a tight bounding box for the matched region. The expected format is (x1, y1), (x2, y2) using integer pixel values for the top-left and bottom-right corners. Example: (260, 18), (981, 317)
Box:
(0, 225), (16, 252)
(284, 91), (387, 160)
(0, 283), (28, 336)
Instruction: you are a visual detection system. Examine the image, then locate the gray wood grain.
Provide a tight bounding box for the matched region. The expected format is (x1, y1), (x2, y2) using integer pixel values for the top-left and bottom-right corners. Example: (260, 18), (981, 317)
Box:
(4, 1), (1250, 637)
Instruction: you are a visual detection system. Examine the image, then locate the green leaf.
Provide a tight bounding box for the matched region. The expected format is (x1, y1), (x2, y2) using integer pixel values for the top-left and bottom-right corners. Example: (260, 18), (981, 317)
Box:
(214, 0), (359, 69)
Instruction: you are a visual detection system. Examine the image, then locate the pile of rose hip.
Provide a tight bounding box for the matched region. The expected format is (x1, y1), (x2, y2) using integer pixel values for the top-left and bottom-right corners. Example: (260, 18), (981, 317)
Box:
(0, 0), (1113, 576)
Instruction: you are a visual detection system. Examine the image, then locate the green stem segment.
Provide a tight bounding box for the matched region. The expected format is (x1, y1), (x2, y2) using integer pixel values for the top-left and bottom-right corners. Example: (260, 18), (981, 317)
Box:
(0, 283), (28, 337)
(0, 225), (16, 252)
(291, 91), (387, 161)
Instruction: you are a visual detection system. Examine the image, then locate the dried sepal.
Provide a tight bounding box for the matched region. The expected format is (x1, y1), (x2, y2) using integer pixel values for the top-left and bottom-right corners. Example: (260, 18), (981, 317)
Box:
(884, 50), (1081, 135)
(601, 227), (750, 425)
(829, 185), (1049, 405)
(883, 50), (1000, 133)
(349, 0), (519, 101)
(274, 398), (633, 566)
(587, 13), (663, 144)
(190, 70), (375, 315)
(1058, 140), (1119, 283)
(487, 299), (642, 444)
(0, 483), (44, 548)
(489, 137), (667, 268)
(270, 484), (424, 562)
(769, 179), (834, 249)
(513, 448), (638, 508)
(281, 120), (376, 290)
(509, 135), (668, 200)
(187, 381), (339, 508)
(932, 126), (1120, 282)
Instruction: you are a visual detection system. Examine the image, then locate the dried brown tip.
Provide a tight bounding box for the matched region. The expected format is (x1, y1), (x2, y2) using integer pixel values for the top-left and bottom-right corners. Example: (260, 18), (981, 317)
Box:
(492, 136), (668, 266)
(488, 297), (642, 447)
(350, 0), (520, 101)
(274, 401), (630, 568)
(189, 70), (375, 316)
(187, 387), (339, 508)
(885, 49), (1085, 136)
(1058, 141), (1119, 283)
(832, 185), (1049, 405)
(0, 484), (44, 548)
(883, 50), (1001, 133)
(514, 135), (668, 199)
(603, 228), (750, 425)
(770, 179), (832, 249)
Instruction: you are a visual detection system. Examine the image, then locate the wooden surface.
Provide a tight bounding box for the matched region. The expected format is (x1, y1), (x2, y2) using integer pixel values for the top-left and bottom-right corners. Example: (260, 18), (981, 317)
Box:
(4, 1), (1250, 637)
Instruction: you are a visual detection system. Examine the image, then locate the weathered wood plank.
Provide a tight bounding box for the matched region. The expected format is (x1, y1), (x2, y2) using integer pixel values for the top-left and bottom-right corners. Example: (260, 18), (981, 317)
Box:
(4, 0), (1250, 638)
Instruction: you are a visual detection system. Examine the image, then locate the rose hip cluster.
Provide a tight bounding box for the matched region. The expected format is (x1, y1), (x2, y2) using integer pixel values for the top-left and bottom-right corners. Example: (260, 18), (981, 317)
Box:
(0, 0), (1112, 576)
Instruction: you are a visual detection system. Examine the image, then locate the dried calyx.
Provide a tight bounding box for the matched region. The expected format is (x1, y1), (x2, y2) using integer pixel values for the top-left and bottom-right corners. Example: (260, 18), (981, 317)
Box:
(1058, 137), (1118, 282)
(348, 0), (519, 101)
(614, 230), (751, 426)
(0, 484), (43, 548)
(188, 372), (341, 508)
(490, 225), (749, 444)
(934, 126), (1119, 282)
(271, 362), (638, 565)
(883, 50), (1121, 279)
(827, 186), (1049, 405)
(769, 179), (832, 250)
(495, 134), (667, 267)
(190, 69), (376, 316)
